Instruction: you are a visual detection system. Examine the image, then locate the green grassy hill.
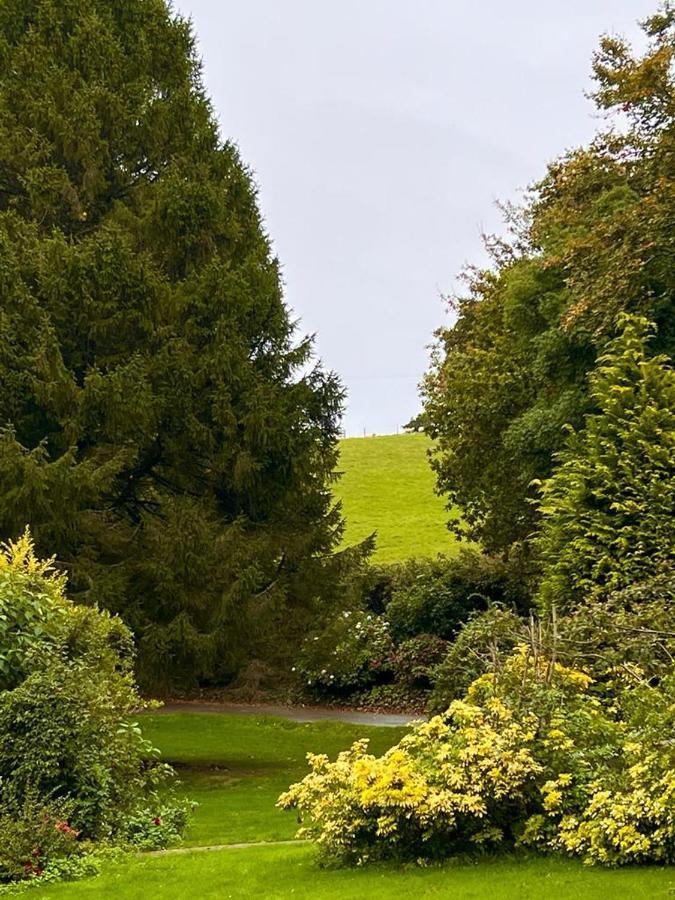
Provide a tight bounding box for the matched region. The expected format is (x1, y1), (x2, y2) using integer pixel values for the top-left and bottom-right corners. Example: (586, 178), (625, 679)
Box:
(334, 433), (460, 563)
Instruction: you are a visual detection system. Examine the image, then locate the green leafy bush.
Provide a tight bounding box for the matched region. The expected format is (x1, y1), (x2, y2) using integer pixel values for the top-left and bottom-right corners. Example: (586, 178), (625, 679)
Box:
(427, 605), (523, 712)
(297, 610), (393, 694)
(557, 568), (675, 687)
(0, 658), (175, 841)
(388, 634), (448, 688)
(296, 551), (530, 705)
(0, 534), (68, 690)
(280, 649), (675, 866)
(0, 533), (190, 885)
(349, 683), (428, 712)
(119, 801), (193, 851)
(381, 551), (525, 642)
(536, 315), (675, 613)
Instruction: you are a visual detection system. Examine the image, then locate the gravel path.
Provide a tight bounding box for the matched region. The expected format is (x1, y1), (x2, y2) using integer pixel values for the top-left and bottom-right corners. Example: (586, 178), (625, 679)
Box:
(151, 700), (425, 728)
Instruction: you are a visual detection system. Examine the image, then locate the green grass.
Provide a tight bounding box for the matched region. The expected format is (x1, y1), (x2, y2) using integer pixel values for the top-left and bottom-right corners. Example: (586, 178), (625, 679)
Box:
(27, 713), (675, 898)
(334, 433), (460, 562)
(140, 713), (409, 847)
(38, 843), (675, 899)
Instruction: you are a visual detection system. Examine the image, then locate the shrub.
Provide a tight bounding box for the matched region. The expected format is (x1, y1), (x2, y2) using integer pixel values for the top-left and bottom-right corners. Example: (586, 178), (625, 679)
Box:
(119, 800), (193, 851)
(0, 794), (80, 884)
(296, 610), (393, 695)
(553, 673), (675, 865)
(536, 315), (675, 614)
(381, 551), (525, 642)
(349, 683), (428, 712)
(0, 531), (69, 690)
(557, 568), (675, 686)
(0, 657), (176, 842)
(388, 634), (448, 688)
(0, 533), (190, 884)
(279, 649), (675, 866)
(427, 605), (523, 712)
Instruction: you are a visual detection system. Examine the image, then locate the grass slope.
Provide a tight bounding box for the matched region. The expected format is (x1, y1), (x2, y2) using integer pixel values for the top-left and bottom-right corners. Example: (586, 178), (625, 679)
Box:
(39, 713), (675, 898)
(334, 434), (460, 562)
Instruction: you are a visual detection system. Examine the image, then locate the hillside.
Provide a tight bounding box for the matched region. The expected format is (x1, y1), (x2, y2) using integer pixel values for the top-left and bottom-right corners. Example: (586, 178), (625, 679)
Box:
(334, 433), (461, 563)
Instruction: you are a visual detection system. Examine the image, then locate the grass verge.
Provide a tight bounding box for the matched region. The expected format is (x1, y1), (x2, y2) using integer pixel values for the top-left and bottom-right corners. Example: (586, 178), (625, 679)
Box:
(140, 712), (409, 847)
(17, 712), (675, 898)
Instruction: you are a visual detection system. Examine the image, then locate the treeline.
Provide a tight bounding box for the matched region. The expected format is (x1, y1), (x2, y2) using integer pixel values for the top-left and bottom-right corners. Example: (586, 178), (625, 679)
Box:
(423, 9), (675, 556)
(280, 8), (675, 869)
(276, 10), (675, 720)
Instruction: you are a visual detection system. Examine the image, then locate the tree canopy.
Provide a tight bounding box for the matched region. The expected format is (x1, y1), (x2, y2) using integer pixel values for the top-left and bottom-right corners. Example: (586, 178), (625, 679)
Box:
(0, 0), (351, 688)
(422, 9), (675, 553)
(536, 315), (675, 612)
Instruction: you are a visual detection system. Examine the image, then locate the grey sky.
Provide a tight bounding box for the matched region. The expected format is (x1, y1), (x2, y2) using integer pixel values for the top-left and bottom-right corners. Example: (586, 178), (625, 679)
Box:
(175, 1), (654, 436)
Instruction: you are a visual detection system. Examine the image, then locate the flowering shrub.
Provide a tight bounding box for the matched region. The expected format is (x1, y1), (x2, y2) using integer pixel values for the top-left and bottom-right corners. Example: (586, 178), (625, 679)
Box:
(296, 610), (393, 694)
(279, 649), (675, 866)
(0, 794), (80, 883)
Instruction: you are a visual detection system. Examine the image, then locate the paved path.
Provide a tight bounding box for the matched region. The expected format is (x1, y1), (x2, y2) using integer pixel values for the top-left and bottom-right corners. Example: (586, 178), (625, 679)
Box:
(151, 700), (425, 728)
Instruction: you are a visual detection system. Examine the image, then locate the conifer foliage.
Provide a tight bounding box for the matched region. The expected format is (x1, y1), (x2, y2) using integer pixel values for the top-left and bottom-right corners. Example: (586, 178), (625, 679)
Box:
(536, 315), (675, 612)
(0, 0), (347, 687)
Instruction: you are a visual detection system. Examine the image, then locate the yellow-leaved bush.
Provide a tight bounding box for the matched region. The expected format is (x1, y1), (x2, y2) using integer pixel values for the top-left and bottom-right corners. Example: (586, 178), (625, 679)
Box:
(278, 649), (675, 866)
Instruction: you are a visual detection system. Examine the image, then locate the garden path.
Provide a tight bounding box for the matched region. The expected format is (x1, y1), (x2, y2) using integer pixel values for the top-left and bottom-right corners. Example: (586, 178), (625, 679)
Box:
(153, 700), (423, 727)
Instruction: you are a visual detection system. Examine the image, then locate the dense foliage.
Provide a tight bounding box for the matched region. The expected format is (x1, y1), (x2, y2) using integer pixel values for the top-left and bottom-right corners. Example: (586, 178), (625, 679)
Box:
(297, 609), (394, 695)
(295, 552), (524, 707)
(536, 315), (675, 613)
(427, 604), (523, 712)
(422, 9), (675, 552)
(0, 0), (350, 689)
(280, 649), (675, 866)
(0, 533), (189, 884)
(379, 551), (525, 641)
(281, 7), (675, 873)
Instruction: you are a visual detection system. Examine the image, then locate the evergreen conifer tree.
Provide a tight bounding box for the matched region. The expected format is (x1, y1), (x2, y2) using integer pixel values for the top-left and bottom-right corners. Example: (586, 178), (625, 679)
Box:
(536, 315), (675, 613)
(0, 0), (352, 687)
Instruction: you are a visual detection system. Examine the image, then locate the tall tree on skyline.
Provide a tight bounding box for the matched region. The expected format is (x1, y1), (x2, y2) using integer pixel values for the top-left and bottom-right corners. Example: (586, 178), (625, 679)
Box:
(423, 8), (675, 553)
(0, 0), (352, 688)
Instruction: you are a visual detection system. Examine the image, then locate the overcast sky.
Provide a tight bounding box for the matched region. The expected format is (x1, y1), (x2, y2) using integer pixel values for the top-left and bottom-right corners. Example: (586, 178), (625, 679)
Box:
(175, 1), (654, 436)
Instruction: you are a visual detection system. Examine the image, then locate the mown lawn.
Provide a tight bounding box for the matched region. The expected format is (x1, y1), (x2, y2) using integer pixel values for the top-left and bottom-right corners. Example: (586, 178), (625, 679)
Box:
(334, 433), (461, 562)
(39, 843), (675, 899)
(140, 713), (409, 847)
(31, 713), (675, 898)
